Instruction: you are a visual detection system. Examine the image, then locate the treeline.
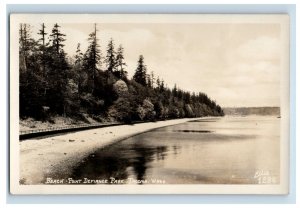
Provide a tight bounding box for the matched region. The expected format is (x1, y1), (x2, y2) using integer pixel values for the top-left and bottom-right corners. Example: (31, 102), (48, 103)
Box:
(19, 23), (224, 123)
(223, 107), (280, 116)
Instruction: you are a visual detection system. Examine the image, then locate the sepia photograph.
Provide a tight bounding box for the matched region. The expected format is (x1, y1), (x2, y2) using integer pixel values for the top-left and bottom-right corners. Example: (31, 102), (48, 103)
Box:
(10, 14), (290, 194)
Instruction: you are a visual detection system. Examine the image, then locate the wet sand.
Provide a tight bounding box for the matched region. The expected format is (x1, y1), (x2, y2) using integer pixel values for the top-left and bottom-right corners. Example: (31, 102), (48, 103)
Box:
(19, 118), (201, 184)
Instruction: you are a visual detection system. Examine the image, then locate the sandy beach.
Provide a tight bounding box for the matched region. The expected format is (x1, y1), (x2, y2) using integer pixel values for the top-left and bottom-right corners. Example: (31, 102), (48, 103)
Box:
(20, 118), (199, 184)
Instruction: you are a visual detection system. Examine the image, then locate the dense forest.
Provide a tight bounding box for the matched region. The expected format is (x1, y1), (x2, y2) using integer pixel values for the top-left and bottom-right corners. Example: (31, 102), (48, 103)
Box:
(19, 23), (224, 124)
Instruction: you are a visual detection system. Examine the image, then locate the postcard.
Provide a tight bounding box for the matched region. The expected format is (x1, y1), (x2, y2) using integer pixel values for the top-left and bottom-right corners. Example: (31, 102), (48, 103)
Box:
(10, 14), (290, 194)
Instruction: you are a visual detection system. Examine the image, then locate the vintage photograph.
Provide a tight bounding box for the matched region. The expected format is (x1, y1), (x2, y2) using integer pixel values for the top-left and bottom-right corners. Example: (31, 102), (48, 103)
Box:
(10, 14), (290, 194)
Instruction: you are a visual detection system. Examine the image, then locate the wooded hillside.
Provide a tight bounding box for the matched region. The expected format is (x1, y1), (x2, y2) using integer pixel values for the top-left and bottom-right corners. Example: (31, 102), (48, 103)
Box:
(19, 23), (224, 123)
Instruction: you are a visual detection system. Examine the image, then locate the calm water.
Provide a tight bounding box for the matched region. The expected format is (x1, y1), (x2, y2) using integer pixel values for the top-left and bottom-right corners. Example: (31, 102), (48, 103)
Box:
(70, 116), (280, 184)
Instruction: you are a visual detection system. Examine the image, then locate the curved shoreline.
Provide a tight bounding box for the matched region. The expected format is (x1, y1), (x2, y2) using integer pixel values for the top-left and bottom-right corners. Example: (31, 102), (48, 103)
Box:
(20, 117), (212, 184)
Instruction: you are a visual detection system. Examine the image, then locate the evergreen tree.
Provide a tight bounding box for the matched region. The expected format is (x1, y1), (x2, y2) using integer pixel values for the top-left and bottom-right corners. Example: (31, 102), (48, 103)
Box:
(105, 38), (116, 73)
(172, 84), (177, 97)
(146, 74), (152, 88)
(19, 23), (31, 116)
(75, 43), (83, 65)
(19, 24), (33, 72)
(150, 71), (155, 88)
(37, 23), (48, 87)
(19, 24), (46, 119)
(160, 79), (165, 92)
(156, 76), (160, 90)
(133, 55), (147, 86)
(115, 44), (127, 79)
(48, 23), (69, 116)
(37, 23), (47, 48)
(74, 43), (84, 95)
(83, 23), (101, 94)
(49, 23), (66, 54)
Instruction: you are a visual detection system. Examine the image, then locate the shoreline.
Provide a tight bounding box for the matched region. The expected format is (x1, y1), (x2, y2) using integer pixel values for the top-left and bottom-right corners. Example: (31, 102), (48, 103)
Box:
(19, 117), (213, 184)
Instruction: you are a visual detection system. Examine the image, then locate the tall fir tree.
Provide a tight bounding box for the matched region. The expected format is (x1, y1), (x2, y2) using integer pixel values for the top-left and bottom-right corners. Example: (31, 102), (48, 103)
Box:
(150, 71), (155, 88)
(156, 76), (160, 90)
(115, 44), (127, 79)
(160, 79), (165, 92)
(19, 23), (32, 72)
(105, 38), (116, 73)
(74, 43), (84, 95)
(75, 43), (83, 65)
(48, 23), (69, 116)
(83, 23), (101, 94)
(37, 23), (47, 47)
(37, 23), (48, 81)
(133, 55), (147, 86)
(172, 84), (177, 97)
(49, 23), (66, 54)
(146, 74), (151, 88)
(19, 23), (45, 118)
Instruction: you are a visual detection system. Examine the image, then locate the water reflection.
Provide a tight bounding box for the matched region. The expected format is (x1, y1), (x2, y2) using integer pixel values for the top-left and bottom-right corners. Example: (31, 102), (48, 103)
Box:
(68, 116), (280, 184)
(188, 120), (216, 122)
(71, 150), (130, 182)
(174, 130), (212, 133)
(172, 145), (180, 155)
(70, 143), (170, 183)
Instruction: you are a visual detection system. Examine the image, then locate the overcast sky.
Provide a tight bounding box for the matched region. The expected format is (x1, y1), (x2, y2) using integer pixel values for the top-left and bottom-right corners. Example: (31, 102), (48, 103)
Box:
(29, 22), (282, 107)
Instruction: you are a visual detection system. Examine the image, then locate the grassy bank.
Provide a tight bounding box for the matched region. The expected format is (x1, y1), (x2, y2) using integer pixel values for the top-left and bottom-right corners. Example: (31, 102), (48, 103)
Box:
(19, 114), (114, 132)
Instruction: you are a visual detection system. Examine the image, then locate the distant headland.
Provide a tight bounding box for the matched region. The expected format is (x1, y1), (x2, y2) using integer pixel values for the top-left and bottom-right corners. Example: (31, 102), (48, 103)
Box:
(223, 107), (280, 116)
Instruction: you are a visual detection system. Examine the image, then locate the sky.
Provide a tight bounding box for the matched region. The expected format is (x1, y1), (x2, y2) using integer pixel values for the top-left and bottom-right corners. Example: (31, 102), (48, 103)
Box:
(29, 21), (283, 107)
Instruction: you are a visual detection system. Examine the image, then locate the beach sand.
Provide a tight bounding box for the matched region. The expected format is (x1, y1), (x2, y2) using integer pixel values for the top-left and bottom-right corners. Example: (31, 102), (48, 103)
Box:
(19, 118), (199, 184)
